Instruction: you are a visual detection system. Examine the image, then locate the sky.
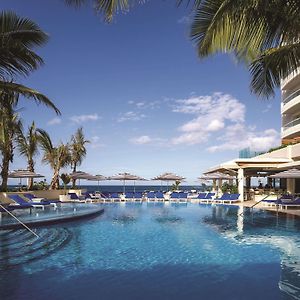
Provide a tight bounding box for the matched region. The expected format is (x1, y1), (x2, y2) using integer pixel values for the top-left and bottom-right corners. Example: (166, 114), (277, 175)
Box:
(3, 0), (282, 185)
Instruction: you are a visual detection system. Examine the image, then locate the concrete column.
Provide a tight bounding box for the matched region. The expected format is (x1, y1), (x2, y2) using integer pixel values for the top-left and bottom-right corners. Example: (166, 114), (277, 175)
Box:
(238, 168), (244, 201)
(246, 177), (251, 188)
(212, 179), (217, 193)
(218, 179), (223, 194)
(287, 179), (295, 194)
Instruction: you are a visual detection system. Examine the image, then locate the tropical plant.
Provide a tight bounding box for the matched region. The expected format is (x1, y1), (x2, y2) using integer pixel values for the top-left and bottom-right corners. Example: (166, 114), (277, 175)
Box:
(0, 11), (60, 114)
(0, 93), (22, 191)
(190, 0), (300, 98)
(221, 182), (238, 194)
(60, 173), (71, 193)
(37, 129), (71, 190)
(16, 121), (40, 190)
(70, 127), (89, 188)
(171, 180), (181, 191)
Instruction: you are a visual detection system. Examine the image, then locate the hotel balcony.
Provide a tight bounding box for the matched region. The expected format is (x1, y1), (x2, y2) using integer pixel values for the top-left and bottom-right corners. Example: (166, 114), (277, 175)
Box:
(282, 116), (300, 140)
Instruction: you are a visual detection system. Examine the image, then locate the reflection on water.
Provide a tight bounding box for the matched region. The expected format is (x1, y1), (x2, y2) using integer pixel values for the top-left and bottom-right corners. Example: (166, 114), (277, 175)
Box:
(1, 203), (300, 299)
(204, 205), (300, 299)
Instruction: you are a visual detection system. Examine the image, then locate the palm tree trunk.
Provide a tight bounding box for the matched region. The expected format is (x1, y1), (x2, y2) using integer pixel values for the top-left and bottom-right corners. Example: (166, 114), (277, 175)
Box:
(1, 153), (10, 192)
(50, 169), (60, 190)
(71, 164), (77, 189)
(28, 159), (34, 190)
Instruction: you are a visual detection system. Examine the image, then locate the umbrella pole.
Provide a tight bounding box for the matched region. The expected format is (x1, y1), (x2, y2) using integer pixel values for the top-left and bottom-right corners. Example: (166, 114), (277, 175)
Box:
(123, 179), (125, 194)
(134, 180), (136, 193)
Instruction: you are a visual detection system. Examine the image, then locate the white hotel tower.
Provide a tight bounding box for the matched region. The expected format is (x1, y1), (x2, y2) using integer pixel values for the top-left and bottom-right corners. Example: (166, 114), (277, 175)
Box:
(281, 69), (300, 142)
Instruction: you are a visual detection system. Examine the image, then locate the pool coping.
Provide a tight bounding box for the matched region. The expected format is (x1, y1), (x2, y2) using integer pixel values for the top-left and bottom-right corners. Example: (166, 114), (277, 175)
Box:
(0, 207), (104, 230)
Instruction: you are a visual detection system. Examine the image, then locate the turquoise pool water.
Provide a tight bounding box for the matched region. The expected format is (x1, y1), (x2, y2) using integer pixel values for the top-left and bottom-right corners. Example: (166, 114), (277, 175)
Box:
(0, 203), (300, 300)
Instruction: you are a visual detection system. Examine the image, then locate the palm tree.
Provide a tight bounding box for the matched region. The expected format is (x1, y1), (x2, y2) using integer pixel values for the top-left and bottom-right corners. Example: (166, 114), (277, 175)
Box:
(70, 127), (89, 188)
(16, 121), (40, 190)
(38, 129), (71, 190)
(64, 0), (136, 22)
(0, 11), (60, 114)
(0, 93), (22, 191)
(190, 0), (300, 98)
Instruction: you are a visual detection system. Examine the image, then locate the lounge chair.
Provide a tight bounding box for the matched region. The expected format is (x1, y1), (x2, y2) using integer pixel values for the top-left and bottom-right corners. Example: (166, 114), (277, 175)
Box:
(279, 197), (300, 209)
(68, 192), (87, 203)
(170, 192), (179, 202)
(178, 192), (188, 202)
(134, 192), (143, 202)
(214, 193), (231, 203)
(125, 192), (134, 201)
(155, 192), (165, 202)
(222, 194), (240, 204)
(197, 193), (207, 200)
(23, 193), (60, 208)
(199, 193), (215, 203)
(7, 194), (48, 210)
(147, 192), (156, 202)
(110, 192), (120, 202)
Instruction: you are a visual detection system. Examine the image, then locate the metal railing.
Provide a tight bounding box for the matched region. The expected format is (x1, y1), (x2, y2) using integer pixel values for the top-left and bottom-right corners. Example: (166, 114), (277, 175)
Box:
(0, 204), (39, 238)
(283, 88), (300, 105)
(283, 116), (300, 130)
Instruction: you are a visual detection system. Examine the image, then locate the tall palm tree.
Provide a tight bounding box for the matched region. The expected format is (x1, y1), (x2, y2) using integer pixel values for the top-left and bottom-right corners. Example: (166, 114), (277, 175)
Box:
(0, 11), (60, 114)
(0, 93), (22, 191)
(70, 127), (90, 188)
(190, 0), (300, 98)
(38, 129), (71, 190)
(16, 121), (40, 190)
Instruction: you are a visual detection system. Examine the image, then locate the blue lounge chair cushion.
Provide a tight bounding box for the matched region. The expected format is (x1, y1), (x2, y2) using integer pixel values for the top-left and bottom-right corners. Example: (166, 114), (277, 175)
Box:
(170, 193), (179, 199)
(155, 192), (164, 199)
(8, 194), (33, 207)
(147, 192), (155, 199)
(197, 193), (207, 199)
(134, 192), (143, 199)
(68, 193), (79, 200)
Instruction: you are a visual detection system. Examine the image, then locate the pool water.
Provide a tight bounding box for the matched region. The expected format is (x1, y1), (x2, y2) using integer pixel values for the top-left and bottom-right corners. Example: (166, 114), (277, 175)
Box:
(0, 203), (300, 300)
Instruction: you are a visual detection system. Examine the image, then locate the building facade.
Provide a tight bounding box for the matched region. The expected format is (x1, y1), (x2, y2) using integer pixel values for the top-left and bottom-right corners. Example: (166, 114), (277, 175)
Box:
(281, 69), (300, 143)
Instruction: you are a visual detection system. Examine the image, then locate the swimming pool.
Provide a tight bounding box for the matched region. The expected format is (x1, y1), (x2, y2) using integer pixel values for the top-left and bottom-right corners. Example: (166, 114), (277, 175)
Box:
(0, 203), (299, 300)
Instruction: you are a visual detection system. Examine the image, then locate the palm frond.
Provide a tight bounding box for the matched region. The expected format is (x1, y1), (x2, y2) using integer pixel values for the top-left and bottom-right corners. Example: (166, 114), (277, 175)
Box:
(250, 42), (300, 98)
(0, 11), (48, 78)
(0, 81), (60, 115)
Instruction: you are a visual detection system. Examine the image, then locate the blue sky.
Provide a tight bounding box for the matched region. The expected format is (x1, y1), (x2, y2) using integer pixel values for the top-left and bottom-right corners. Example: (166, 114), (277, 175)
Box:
(4, 0), (281, 184)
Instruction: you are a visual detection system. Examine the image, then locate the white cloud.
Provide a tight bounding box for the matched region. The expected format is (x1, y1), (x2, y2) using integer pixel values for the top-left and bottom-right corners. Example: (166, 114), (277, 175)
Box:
(130, 135), (166, 145)
(117, 111), (146, 122)
(172, 93), (245, 145)
(128, 100), (160, 110)
(130, 135), (152, 145)
(70, 113), (100, 124)
(170, 92), (280, 151)
(47, 117), (61, 126)
(207, 125), (280, 152)
(89, 136), (105, 149)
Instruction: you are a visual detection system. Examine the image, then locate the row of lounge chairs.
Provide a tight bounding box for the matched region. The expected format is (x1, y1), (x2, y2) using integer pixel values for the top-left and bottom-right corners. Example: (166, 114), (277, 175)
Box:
(261, 195), (300, 209)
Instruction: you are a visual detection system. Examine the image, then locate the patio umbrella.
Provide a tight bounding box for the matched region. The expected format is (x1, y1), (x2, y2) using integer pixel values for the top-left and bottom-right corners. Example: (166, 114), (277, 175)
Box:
(269, 168), (300, 178)
(86, 174), (107, 190)
(198, 172), (236, 194)
(69, 171), (93, 188)
(152, 172), (185, 190)
(198, 172), (236, 180)
(109, 173), (146, 193)
(8, 169), (44, 188)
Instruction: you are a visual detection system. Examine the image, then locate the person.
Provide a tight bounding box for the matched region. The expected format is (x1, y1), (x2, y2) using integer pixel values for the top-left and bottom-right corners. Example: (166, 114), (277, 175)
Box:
(258, 182), (263, 189)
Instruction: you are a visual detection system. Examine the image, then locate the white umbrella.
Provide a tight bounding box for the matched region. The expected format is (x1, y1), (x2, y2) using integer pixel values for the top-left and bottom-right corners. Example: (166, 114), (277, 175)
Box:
(69, 171), (93, 188)
(86, 174), (107, 190)
(109, 173), (146, 193)
(8, 169), (44, 188)
(269, 168), (300, 178)
(198, 172), (236, 180)
(152, 172), (185, 190)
